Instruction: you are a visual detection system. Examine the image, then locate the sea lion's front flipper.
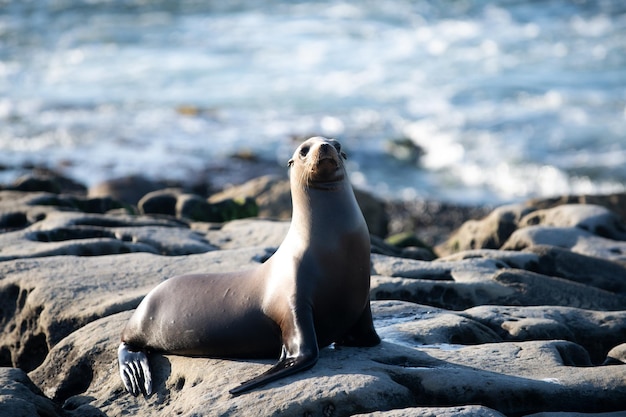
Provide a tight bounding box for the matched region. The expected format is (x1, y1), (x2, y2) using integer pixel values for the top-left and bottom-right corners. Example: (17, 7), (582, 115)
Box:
(229, 307), (319, 395)
(118, 342), (152, 397)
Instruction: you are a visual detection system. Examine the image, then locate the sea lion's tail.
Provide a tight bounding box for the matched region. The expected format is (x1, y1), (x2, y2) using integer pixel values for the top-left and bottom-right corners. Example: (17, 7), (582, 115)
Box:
(118, 342), (152, 397)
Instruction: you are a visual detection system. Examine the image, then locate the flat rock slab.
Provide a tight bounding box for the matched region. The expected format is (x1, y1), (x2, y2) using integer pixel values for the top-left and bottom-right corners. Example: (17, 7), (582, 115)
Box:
(462, 305), (626, 363)
(370, 267), (626, 312)
(0, 211), (217, 261)
(24, 300), (626, 417)
(353, 406), (507, 417)
(0, 248), (267, 372)
(502, 226), (626, 262)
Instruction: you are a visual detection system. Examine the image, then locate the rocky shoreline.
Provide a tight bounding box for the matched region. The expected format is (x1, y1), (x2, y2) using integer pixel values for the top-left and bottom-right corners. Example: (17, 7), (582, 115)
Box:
(0, 172), (625, 416)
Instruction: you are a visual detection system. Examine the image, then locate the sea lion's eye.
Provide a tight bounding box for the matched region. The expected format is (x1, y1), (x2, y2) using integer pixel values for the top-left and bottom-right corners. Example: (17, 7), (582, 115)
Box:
(332, 142), (347, 159)
(332, 141), (346, 159)
(299, 146), (310, 158)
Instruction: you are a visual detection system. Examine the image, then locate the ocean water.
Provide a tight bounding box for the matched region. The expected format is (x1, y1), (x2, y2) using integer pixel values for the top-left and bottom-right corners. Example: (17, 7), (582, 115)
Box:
(1, 0), (625, 204)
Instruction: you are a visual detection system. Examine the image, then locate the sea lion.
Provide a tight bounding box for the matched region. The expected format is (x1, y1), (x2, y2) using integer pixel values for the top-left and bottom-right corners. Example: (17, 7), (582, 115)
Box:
(118, 136), (380, 397)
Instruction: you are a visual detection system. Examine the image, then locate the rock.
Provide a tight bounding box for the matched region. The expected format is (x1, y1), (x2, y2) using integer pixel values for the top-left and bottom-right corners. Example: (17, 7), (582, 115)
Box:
(605, 343), (626, 365)
(353, 405), (506, 417)
(439, 203), (626, 257)
(89, 175), (177, 206)
(438, 248), (540, 270)
(0, 211), (216, 261)
(371, 253), (501, 280)
(370, 253), (626, 311)
(73, 196), (131, 214)
(385, 199), (492, 248)
(210, 175), (389, 236)
(373, 300), (502, 346)
(30, 311), (416, 416)
(25, 302), (626, 416)
(371, 235), (436, 261)
(382, 313), (502, 346)
(518, 204), (626, 241)
(11, 175), (62, 194)
(463, 305), (626, 364)
(502, 226), (626, 262)
(527, 192), (626, 224)
(522, 245), (626, 294)
(201, 218), (289, 250)
(0, 248), (265, 372)
(1, 188), (626, 416)
(205, 195), (259, 222)
(437, 204), (535, 256)
(354, 188), (389, 237)
(500, 317), (576, 344)
(176, 193), (213, 221)
(383, 232), (436, 260)
(29, 312), (130, 404)
(0, 191), (135, 234)
(3, 170), (88, 196)
(370, 255), (521, 310)
(491, 268), (626, 310)
(525, 412), (626, 417)
(0, 211), (28, 231)
(0, 367), (63, 417)
(139, 188), (259, 223)
(384, 232), (429, 249)
(138, 188), (181, 216)
(209, 175), (292, 219)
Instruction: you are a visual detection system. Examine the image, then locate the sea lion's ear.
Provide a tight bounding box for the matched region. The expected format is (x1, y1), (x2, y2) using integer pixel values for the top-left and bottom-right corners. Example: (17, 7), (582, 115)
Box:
(341, 151), (347, 160)
(288, 159), (294, 167)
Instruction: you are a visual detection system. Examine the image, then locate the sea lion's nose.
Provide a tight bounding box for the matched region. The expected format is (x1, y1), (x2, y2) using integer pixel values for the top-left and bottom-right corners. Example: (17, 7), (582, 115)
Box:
(320, 143), (332, 154)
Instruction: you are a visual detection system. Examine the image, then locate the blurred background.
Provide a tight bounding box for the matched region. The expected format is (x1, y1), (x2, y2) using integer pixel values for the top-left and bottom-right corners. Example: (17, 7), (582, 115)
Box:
(1, 0), (625, 205)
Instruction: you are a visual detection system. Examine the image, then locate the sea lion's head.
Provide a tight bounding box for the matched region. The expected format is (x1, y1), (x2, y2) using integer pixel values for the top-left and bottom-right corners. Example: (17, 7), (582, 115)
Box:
(289, 137), (347, 188)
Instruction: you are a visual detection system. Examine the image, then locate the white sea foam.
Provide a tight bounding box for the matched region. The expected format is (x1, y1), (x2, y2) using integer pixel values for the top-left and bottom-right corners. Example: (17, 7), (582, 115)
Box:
(1, 1), (624, 203)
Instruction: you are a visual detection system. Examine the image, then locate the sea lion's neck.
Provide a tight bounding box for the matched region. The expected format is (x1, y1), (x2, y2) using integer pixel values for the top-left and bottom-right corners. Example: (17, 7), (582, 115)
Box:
(290, 178), (362, 235)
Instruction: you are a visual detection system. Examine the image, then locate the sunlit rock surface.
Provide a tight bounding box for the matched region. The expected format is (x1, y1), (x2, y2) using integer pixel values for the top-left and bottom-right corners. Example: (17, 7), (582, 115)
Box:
(0, 188), (625, 416)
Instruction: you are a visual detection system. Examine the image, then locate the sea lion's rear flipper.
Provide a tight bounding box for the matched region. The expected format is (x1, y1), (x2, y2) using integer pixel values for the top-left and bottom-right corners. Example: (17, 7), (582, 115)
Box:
(336, 302), (381, 347)
(229, 307), (319, 396)
(118, 343), (152, 397)
(228, 350), (318, 395)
